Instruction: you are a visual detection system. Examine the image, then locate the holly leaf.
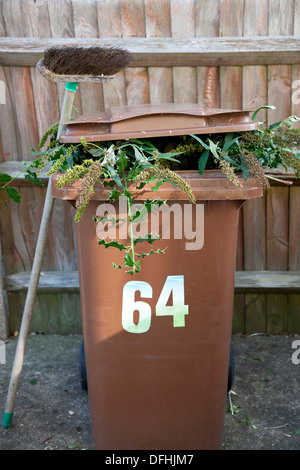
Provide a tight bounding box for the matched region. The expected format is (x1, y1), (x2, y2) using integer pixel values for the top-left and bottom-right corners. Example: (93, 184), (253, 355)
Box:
(151, 179), (165, 192)
(126, 259), (141, 275)
(0, 173), (12, 184)
(93, 214), (126, 225)
(25, 170), (46, 187)
(124, 252), (134, 267)
(112, 263), (122, 269)
(97, 239), (127, 251)
(144, 198), (166, 212)
(103, 180), (116, 188)
(108, 188), (122, 202)
(133, 233), (160, 246)
(137, 248), (166, 258)
(6, 187), (21, 203)
(98, 215), (118, 225)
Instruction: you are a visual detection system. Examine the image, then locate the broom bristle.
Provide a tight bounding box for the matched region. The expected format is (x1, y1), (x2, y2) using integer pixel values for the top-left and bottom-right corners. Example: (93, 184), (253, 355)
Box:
(42, 46), (133, 76)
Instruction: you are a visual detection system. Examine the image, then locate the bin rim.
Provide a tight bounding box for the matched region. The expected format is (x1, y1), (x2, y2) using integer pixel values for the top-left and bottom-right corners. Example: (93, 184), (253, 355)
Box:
(51, 170), (263, 202)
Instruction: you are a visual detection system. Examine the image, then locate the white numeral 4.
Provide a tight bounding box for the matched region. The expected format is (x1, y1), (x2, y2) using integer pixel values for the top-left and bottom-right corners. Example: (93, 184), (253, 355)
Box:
(156, 275), (189, 327)
(122, 275), (189, 334)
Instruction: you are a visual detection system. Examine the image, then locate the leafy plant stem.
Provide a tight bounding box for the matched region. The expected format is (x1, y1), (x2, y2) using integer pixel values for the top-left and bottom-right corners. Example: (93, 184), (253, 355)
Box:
(128, 197), (135, 268)
(266, 174), (293, 185)
(1, 160), (38, 190)
(123, 171), (136, 272)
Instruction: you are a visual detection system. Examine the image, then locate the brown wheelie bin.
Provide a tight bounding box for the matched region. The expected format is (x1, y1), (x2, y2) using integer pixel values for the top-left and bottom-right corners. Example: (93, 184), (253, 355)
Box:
(53, 104), (263, 450)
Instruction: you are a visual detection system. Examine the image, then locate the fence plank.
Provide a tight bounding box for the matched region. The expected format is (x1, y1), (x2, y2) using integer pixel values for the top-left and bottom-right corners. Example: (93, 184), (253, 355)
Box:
(0, 3), (5, 37)
(47, 0), (74, 38)
(0, 190), (25, 337)
(171, 0), (197, 104)
(72, 0), (98, 37)
(268, 0), (294, 124)
(72, 0), (104, 114)
(266, 186), (289, 333)
(292, 1), (300, 119)
(195, 0), (220, 107)
(10, 66), (39, 157)
(48, 0), (82, 117)
(268, 0), (295, 36)
(2, 1), (40, 159)
(268, 64), (292, 124)
(219, 0), (244, 109)
(244, 198), (267, 271)
(266, 1), (294, 332)
(288, 185), (300, 333)
(289, 187), (300, 271)
(288, 295), (300, 334)
(267, 295), (288, 334)
(291, 64), (300, 119)
(0, 66), (19, 161)
(145, 0), (173, 104)
(233, 294), (245, 334)
(121, 0), (150, 105)
(97, 0), (126, 108)
(1, 0), (24, 35)
(30, 71), (59, 141)
(243, 196), (267, 334)
(219, 0), (244, 332)
(21, 0), (52, 37)
(242, 0), (268, 334)
(0, 7), (23, 161)
(267, 187), (289, 271)
(0, 191), (21, 275)
(8, 291), (81, 334)
(243, 0), (268, 120)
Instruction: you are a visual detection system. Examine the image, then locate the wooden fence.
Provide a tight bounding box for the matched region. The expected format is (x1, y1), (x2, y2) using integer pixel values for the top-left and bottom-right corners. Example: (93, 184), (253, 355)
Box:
(0, 0), (300, 338)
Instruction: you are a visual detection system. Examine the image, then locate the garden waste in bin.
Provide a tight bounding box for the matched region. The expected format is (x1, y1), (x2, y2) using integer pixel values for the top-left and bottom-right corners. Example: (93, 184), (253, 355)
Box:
(53, 104), (263, 450)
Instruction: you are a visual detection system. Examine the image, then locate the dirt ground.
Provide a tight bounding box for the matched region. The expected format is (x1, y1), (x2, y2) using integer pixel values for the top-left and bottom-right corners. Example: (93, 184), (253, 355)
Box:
(0, 333), (299, 451)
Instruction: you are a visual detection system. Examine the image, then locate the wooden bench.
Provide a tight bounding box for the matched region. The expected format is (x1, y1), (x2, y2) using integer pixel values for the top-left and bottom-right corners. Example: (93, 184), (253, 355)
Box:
(4, 270), (300, 294)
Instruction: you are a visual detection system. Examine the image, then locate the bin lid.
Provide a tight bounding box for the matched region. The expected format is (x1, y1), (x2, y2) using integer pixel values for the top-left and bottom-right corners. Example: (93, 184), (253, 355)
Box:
(58, 103), (258, 143)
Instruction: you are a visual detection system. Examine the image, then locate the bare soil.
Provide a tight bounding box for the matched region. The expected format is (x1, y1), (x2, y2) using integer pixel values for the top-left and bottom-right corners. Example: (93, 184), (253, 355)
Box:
(0, 333), (299, 451)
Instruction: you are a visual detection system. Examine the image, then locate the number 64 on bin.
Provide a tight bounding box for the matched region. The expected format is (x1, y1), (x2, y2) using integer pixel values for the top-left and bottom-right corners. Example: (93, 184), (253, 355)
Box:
(121, 275), (189, 334)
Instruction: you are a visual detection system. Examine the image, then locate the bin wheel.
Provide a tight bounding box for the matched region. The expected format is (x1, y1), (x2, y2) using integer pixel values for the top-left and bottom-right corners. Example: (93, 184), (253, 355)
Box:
(227, 341), (235, 391)
(79, 340), (88, 391)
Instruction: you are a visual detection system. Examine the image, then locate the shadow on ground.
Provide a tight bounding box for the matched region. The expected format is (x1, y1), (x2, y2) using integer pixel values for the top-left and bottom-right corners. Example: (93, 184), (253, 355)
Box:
(0, 333), (299, 450)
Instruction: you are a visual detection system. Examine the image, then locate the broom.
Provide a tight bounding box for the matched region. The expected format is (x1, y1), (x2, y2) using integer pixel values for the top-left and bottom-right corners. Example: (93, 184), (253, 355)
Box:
(2, 46), (133, 429)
